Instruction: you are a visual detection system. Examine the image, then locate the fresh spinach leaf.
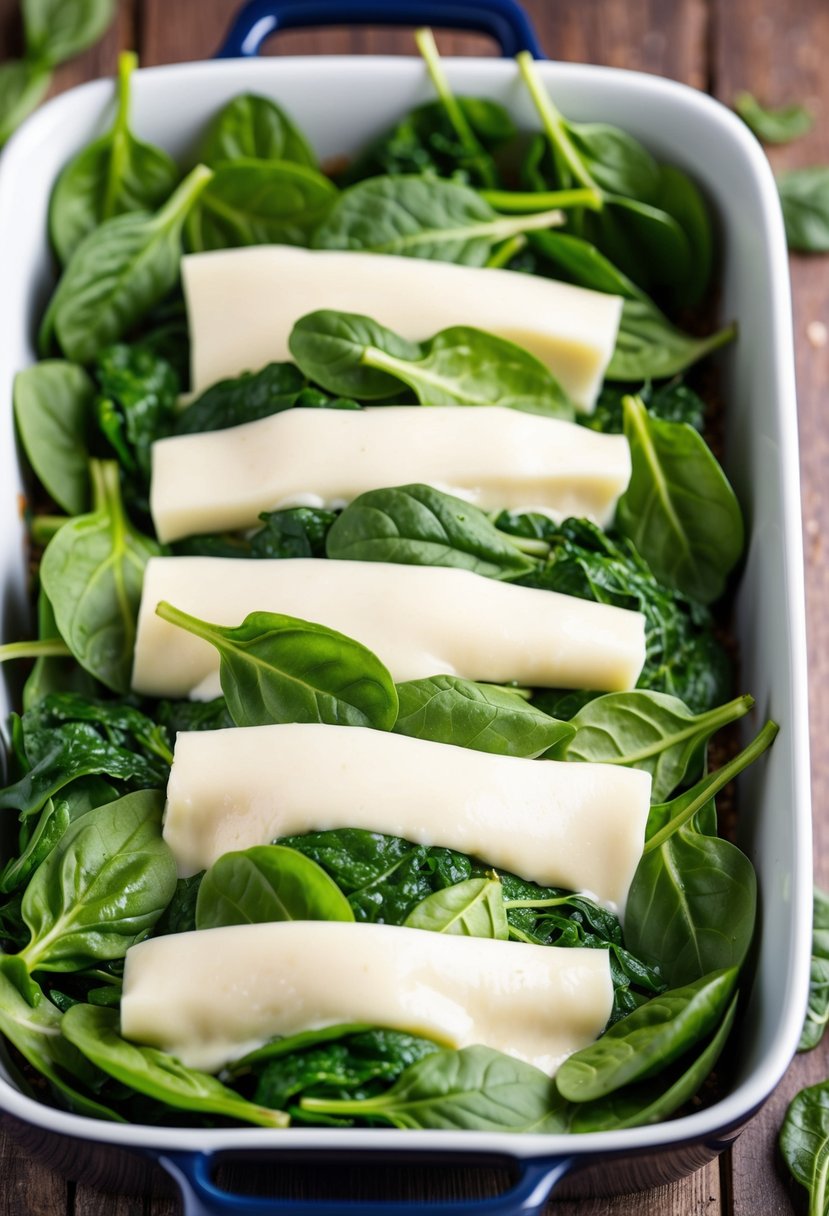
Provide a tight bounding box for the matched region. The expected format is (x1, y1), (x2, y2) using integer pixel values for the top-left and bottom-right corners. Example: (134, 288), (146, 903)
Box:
(62, 1004), (288, 1127)
(326, 484), (535, 579)
(403, 875), (508, 939)
(584, 379), (705, 435)
(291, 311), (572, 416)
(313, 175), (564, 264)
(300, 1045), (567, 1131)
(616, 395), (744, 604)
(655, 165), (714, 308)
(13, 360), (94, 515)
(155, 602), (399, 731)
(152, 874), (202, 938)
(94, 342), (179, 480)
(39, 460), (161, 693)
(607, 300), (736, 382)
(0, 798), (71, 895)
(781, 1080), (829, 1213)
(22, 0), (115, 67)
(735, 92), (813, 144)
(525, 228), (645, 298)
(570, 991), (737, 1132)
(199, 93), (316, 169)
(778, 167), (829, 252)
(394, 675), (573, 758)
(22, 692), (172, 767)
(22, 591), (100, 713)
(0, 60), (51, 148)
(15, 789), (176, 974)
(556, 968), (737, 1102)
(195, 845), (354, 930)
(174, 362), (306, 434)
(800, 887), (829, 1052)
(48, 52), (178, 264)
(155, 697), (233, 736)
(185, 160), (337, 252)
(47, 164), (212, 364)
(560, 690), (753, 802)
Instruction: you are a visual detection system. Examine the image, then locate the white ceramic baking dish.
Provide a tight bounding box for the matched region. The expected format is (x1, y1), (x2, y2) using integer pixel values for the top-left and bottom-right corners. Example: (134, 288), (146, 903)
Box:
(0, 0), (812, 1210)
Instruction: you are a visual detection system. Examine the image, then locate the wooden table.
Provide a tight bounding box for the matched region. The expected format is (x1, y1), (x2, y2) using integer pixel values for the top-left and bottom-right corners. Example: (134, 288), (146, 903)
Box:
(0, 0), (825, 1211)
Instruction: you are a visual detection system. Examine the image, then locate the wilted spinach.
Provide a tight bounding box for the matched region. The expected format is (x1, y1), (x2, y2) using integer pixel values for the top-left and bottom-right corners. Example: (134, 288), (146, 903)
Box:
(94, 342), (179, 482)
(173, 362), (359, 435)
(584, 379), (705, 435)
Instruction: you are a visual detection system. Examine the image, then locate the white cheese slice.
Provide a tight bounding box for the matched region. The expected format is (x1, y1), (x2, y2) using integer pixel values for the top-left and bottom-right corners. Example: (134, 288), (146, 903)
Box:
(182, 246), (623, 411)
(163, 722), (651, 913)
(120, 921), (613, 1074)
(131, 557), (646, 700)
(150, 406), (630, 543)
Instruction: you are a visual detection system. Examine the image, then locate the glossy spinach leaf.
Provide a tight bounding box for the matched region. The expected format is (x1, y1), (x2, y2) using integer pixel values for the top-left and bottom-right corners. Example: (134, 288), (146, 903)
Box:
(403, 875), (508, 939)
(0, 798), (71, 895)
(326, 484), (535, 579)
(800, 887), (829, 1052)
(313, 175), (564, 264)
(13, 360), (94, 515)
(300, 1045), (567, 1131)
(616, 395), (744, 604)
(778, 167), (829, 252)
(185, 159), (337, 252)
(570, 991), (737, 1132)
(22, 691), (172, 767)
(556, 968), (737, 1102)
(39, 460), (161, 693)
(155, 697), (233, 736)
(152, 874), (202, 938)
(195, 845), (354, 930)
(22, 591), (100, 713)
(655, 165), (714, 308)
(48, 53), (178, 264)
(394, 675), (573, 758)
(0, 60), (50, 147)
(584, 379), (705, 435)
(156, 603), (399, 731)
(735, 92), (813, 144)
(251, 508), (336, 559)
(560, 690), (753, 802)
(94, 342), (179, 480)
(22, 0), (115, 67)
(607, 300), (736, 382)
(174, 362), (306, 433)
(254, 1028), (439, 1113)
(16, 789), (176, 974)
(289, 312), (419, 400)
(199, 93), (316, 169)
(48, 165), (211, 364)
(781, 1079), (829, 1213)
(62, 1003), (288, 1127)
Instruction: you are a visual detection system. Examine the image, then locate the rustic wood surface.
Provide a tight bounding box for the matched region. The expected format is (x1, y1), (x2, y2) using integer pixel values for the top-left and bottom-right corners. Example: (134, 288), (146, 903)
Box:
(0, 0), (824, 1212)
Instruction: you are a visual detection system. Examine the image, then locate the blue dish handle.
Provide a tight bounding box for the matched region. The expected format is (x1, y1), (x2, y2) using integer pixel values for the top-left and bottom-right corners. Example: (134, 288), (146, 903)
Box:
(215, 0), (545, 60)
(159, 1152), (573, 1216)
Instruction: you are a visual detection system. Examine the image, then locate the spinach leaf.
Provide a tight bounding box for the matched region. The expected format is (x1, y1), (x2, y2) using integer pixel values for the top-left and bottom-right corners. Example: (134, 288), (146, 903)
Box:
(735, 92), (813, 144)
(560, 690), (754, 802)
(0, 60), (50, 148)
(616, 395), (744, 604)
(585, 379), (705, 435)
(326, 484), (534, 579)
(185, 160), (337, 252)
(570, 991), (737, 1132)
(525, 228), (644, 298)
(155, 697), (233, 736)
(22, 692), (172, 768)
(156, 602), (399, 731)
(153, 874), (202, 938)
(556, 968), (737, 1102)
(778, 167), (829, 252)
(300, 1045), (567, 1131)
(39, 460), (161, 693)
(251, 508), (336, 559)
(655, 165), (714, 309)
(403, 875), (508, 939)
(0, 799), (71, 895)
(781, 1080), (829, 1213)
(290, 312), (572, 416)
(15, 789), (176, 974)
(94, 342), (179, 480)
(48, 52), (178, 265)
(199, 93), (316, 169)
(22, 591), (100, 713)
(254, 1028), (439, 1113)
(174, 362), (306, 433)
(22, 0), (115, 67)
(607, 300), (736, 382)
(394, 675), (573, 758)
(800, 887), (829, 1052)
(48, 164), (212, 365)
(62, 1004), (288, 1127)
(13, 361), (94, 515)
(195, 845), (354, 930)
(313, 175), (564, 265)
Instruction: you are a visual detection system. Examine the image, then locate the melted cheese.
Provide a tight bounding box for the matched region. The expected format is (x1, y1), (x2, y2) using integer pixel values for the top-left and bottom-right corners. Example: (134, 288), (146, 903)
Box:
(120, 921), (613, 1074)
(163, 722), (651, 912)
(150, 406), (630, 543)
(131, 558), (646, 699)
(182, 247), (623, 410)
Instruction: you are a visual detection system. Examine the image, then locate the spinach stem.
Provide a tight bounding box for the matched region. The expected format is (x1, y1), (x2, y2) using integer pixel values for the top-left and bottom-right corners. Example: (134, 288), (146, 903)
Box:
(0, 640), (71, 663)
(516, 52), (599, 192)
(485, 234), (525, 270)
(155, 600), (219, 647)
(414, 28), (496, 189)
(481, 187), (602, 213)
(29, 515), (67, 545)
(499, 533), (550, 558)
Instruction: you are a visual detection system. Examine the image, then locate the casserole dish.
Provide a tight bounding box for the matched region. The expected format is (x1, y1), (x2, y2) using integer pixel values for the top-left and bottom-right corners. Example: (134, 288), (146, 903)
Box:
(0, 0), (812, 1209)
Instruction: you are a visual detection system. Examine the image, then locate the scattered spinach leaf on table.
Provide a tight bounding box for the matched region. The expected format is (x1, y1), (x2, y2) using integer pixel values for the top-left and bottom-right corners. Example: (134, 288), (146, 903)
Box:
(799, 887), (829, 1052)
(778, 167), (829, 252)
(195, 845), (354, 930)
(23, 0), (116, 68)
(0, 60), (51, 147)
(780, 1080), (829, 1215)
(735, 92), (813, 144)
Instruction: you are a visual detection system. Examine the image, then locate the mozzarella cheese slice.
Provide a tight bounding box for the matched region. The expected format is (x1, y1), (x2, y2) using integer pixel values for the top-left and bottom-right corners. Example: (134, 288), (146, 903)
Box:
(164, 722), (651, 912)
(131, 557), (646, 699)
(120, 921), (613, 1074)
(150, 406), (630, 544)
(182, 246), (623, 411)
